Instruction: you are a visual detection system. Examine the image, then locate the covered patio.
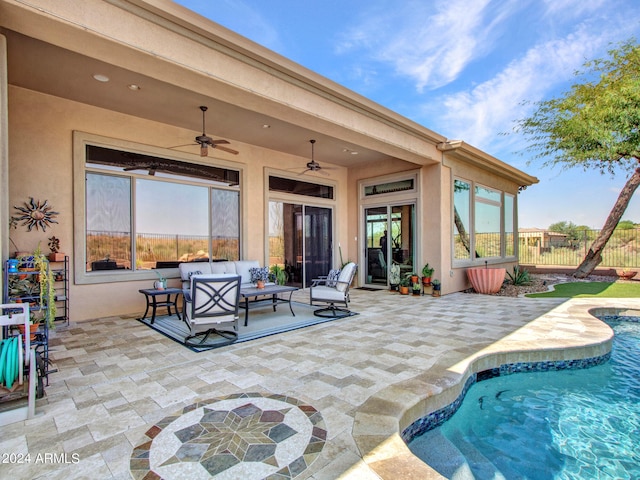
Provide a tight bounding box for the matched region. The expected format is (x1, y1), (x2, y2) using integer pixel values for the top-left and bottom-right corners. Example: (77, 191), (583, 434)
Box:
(0, 288), (627, 479)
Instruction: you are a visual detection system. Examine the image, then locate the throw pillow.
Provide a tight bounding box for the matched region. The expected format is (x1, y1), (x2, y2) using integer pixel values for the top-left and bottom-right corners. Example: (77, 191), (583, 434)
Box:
(188, 270), (203, 279)
(326, 269), (341, 287)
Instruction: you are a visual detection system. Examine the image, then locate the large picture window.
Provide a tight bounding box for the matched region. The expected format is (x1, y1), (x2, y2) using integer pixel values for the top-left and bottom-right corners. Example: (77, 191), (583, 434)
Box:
(82, 143), (240, 277)
(453, 178), (516, 263)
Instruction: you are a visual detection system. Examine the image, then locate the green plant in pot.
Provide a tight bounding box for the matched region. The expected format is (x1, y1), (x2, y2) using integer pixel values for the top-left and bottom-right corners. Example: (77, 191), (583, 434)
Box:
(412, 281), (421, 295)
(47, 235), (65, 262)
(20, 243), (57, 329)
(269, 264), (288, 285)
(399, 274), (411, 294)
(421, 263), (434, 285)
(431, 279), (441, 297)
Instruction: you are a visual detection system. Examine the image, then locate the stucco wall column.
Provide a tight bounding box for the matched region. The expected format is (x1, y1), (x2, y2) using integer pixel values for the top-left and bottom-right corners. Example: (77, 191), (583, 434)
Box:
(0, 34), (9, 266)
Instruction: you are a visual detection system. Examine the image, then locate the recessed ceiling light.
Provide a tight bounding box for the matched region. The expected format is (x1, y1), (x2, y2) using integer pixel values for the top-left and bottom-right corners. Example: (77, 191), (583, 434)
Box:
(127, 84), (141, 91)
(343, 148), (359, 155)
(262, 124), (271, 129)
(92, 74), (110, 82)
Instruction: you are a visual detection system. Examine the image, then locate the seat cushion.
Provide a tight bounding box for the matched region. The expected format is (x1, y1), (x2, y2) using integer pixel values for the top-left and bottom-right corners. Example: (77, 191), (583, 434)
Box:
(234, 260), (260, 284)
(211, 261), (235, 274)
(311, 285), (347, 302)
(179, 262), (213, 281)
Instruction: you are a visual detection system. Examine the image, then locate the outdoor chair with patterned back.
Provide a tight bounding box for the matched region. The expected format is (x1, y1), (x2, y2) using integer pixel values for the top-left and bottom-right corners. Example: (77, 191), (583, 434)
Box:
(183, 274), (241, 347)
(309, 262), (358, 318)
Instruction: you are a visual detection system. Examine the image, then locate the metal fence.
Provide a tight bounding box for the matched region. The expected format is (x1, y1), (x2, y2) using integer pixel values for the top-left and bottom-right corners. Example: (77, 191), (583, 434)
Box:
(86, 231), (238, 269)
(518, 228), (640, 268)
(87, 228), (640, 270)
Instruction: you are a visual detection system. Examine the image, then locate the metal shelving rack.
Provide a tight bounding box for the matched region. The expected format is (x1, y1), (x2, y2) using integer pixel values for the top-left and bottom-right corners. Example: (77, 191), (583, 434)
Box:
(2, 256), (68, 383)
(50, 256), (69, 324)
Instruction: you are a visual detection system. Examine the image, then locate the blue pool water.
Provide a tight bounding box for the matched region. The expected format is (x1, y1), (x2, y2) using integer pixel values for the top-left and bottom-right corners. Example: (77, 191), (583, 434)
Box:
(408, 318), (640, 479)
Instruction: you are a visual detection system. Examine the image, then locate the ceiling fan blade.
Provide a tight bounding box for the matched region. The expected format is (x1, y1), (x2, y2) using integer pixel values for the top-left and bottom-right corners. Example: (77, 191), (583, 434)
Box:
(168, 143), (198, 149)
(212, 145), (239, 155)
(208, 139), (230, 145)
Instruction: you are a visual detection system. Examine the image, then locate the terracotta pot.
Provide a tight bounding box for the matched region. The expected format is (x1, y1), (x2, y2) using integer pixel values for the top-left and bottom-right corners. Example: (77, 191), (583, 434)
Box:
(399, 286), (410, 295)
(422, 276), (431, 285)
(466, 267), (506, 294)
(48, 253), (66, 262)
(18, 323), (39, 341)
(616, 270), (637, 280)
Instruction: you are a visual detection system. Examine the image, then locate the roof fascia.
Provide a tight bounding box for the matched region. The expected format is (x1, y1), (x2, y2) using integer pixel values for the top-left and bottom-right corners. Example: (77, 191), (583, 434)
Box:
(438, 140), (538, 187)
(112, 0), (446, 148)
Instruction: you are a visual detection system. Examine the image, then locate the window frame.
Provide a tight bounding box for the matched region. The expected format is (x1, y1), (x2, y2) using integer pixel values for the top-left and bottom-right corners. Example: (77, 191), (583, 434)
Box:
(452, 176), (517, 267)
(73, 132), (242, 285)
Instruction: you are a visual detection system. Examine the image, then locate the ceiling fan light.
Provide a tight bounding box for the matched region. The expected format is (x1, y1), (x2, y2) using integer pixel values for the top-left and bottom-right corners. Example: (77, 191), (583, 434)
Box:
(200, 144), (208, 157)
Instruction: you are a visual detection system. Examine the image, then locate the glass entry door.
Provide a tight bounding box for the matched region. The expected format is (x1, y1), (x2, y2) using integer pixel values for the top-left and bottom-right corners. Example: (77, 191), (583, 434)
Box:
(269, 201), (332, 288)
(364, 204), (415, 286)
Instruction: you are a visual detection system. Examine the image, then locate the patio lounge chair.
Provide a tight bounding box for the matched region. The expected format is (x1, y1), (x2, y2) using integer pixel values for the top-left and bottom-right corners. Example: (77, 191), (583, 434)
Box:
(310, 262), (358, 318)
(183, 274), (241, 347)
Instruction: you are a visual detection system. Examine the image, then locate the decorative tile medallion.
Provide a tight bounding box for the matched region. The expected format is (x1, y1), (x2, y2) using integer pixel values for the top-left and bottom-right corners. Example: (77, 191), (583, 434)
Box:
(130, 392), (326, 479)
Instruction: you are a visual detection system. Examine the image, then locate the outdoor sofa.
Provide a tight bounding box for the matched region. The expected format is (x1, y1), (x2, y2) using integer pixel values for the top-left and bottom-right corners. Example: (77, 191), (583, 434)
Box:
(178, 260), (272, 290)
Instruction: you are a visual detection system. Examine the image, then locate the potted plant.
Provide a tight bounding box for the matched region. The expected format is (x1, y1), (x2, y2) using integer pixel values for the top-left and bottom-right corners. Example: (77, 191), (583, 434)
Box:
(250, 267), (270, 289)
(409, 272), (419, 285)
(398, 274), (411, 295)
(412, 281), (421, 296)
(269, 264), (288, 285)
(18, 243), (57, 329)
(467, 263), (506, 294)
(431, 279), (441, 297)
(48, 236), (65, 262)
(154, 271), (167, 290)
(421, 263), (434, 285)
(389, 263), (401, 291)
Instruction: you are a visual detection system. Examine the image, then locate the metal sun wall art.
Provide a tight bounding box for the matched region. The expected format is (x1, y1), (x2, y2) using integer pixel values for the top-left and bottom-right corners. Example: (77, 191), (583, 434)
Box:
(13, 197), (59, 232)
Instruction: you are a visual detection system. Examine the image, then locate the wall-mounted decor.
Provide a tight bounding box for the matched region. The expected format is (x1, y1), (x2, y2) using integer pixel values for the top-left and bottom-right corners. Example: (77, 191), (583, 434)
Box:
(12, 197), (59, 232)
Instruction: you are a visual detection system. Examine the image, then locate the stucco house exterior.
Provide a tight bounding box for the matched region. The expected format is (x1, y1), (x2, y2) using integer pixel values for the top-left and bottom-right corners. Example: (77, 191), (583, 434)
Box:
(0, 0), (537, 321)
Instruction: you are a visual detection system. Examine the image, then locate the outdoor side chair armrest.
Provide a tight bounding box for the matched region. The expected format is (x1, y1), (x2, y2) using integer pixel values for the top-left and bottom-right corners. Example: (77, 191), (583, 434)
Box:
(310, 277), (328, 287)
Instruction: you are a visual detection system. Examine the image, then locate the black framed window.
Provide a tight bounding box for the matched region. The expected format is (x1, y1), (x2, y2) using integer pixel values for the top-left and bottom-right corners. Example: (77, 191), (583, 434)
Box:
(84, 145), (240, 273)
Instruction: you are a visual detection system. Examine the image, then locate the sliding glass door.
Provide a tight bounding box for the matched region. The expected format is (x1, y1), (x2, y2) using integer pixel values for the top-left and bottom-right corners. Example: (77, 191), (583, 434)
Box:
(364, 204), (415, 286)
(269, 201), (332, 288)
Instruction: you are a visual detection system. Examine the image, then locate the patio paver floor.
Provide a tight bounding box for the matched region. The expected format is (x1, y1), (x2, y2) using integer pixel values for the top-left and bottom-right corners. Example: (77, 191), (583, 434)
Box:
(0, 289), (636, 479)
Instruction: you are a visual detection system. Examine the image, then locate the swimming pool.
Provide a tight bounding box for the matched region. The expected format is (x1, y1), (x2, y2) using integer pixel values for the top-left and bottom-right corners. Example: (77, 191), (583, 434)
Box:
(407, 316), (640, 479)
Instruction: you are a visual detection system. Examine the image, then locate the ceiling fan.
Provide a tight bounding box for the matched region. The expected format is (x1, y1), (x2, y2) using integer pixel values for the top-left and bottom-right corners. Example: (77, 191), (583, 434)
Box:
(124, 163), (159, 175)
(171, 106), (238, 156)
(300, 139), (330, 176)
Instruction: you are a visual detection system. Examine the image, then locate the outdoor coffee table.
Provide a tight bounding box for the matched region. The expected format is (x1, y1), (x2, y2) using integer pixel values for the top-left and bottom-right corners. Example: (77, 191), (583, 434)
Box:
(239, 285), (299, 326)
(138, 288), (183, 324)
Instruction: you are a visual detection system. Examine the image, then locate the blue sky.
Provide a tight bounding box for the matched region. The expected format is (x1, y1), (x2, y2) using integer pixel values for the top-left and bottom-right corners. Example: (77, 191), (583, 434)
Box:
(175, 0), (640, 228)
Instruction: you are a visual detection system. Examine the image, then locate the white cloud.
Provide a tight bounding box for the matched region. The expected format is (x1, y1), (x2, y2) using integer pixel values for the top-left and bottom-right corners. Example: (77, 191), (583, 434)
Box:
(337, 0), (523, 91)
(426, 26), (611, 151)
(541, 0), (610, 18)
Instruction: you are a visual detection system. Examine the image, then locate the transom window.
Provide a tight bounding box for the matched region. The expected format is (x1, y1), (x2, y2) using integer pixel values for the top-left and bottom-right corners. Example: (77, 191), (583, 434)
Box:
(82, 144), (240, 276)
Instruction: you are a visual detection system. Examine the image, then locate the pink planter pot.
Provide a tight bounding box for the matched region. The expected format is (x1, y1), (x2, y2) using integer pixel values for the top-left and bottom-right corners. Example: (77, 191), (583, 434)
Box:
(466, 267), (506, 294)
